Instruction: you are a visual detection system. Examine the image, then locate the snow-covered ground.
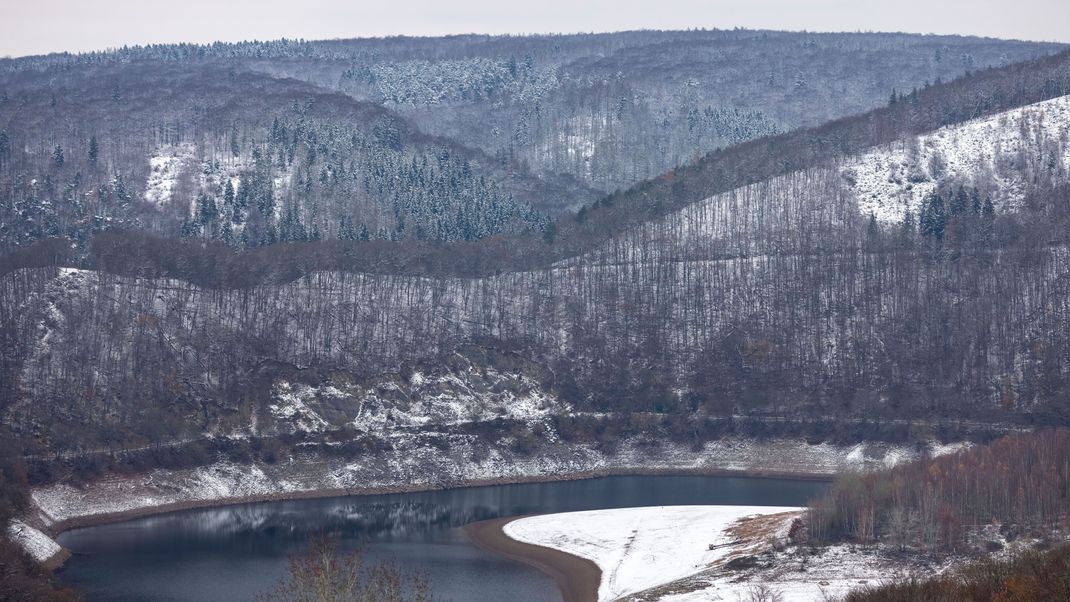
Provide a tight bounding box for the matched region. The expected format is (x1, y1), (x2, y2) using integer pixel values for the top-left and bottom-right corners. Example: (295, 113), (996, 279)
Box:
(269, 382), (335, 433)
(503, 506), (962, 602)
(144, 143), (196, 206)
(505, 505), (800, 602)
(7, 520), (63, 563)
(651, 542), (921, 602)
(847, 94), (1070, 223)
(143, 143), (294, 222)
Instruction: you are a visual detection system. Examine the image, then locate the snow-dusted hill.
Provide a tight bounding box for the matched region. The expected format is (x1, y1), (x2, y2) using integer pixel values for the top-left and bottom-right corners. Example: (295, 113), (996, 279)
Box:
(573, 94), (1070, 268)
(848, 94), (1070, 223)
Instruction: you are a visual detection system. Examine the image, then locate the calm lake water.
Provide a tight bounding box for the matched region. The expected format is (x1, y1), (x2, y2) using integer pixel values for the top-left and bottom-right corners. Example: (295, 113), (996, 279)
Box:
(57, 475), (829, 601)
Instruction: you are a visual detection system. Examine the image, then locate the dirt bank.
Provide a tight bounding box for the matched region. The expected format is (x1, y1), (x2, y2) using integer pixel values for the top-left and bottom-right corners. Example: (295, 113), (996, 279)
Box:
(466, 516), (600, 602)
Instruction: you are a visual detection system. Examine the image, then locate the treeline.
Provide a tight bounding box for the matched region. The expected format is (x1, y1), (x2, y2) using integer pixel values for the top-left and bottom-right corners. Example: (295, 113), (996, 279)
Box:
(808, 430), (1070, 549)
(266, 536), (435, 602)
(840, 545), (1070, 602)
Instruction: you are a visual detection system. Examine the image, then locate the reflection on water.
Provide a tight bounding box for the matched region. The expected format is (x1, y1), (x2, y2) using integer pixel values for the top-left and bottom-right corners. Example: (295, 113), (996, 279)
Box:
(57, 475), (828, 601)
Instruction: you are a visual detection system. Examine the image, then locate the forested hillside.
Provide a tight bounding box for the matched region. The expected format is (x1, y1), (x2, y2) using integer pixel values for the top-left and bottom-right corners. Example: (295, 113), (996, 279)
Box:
(808, 430), (1070, 548)
(0, 63), (568, 250)
(0, 30), (1060, 253)
(3, 47), (1070, 458)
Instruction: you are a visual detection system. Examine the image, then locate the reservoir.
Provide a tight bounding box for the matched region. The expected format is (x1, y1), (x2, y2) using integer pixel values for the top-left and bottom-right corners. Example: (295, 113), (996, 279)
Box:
(57, 474), (828, 601)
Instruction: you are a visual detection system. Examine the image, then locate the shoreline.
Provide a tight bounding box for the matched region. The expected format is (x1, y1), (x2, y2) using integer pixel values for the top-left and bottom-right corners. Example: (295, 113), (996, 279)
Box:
(38, 466), (833, 563)
(43, 466), (833, 535)
(465, 516), (600, 602)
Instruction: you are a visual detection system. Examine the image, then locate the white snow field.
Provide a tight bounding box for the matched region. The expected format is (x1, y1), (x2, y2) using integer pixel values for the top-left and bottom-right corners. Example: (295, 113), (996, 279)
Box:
(144, 143), (196, 206)
(7, 520), (62, 563)
(504, 505), (800, 602)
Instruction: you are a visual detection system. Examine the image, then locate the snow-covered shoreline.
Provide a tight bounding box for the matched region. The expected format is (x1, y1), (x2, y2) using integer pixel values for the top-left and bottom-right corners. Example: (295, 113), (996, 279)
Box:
(505, 505), (803, 602)
(15, 436), (967, 567)
(498, 505), (954, 602)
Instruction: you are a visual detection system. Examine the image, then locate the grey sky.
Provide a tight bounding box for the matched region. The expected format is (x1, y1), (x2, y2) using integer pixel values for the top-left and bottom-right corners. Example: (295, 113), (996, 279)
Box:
(1, 0), (1067, 58)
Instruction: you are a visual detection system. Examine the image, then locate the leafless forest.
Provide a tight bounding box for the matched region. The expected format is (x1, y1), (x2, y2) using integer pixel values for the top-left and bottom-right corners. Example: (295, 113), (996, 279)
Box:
(0, 33), (1068, 465)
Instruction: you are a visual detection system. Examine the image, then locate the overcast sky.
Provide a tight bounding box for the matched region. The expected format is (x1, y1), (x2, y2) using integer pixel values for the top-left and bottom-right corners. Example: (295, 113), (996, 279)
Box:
(1, 0), (1067, 58)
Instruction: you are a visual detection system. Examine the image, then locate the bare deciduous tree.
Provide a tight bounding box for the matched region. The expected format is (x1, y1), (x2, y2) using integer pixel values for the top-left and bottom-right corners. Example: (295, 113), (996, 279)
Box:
(263, 536), (434, 602)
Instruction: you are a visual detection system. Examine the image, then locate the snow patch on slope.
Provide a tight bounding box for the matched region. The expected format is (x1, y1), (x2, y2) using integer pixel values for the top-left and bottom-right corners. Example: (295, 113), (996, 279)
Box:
(270, 382), (333, 433)
(7, 520), (61, 563)
(847, 94), (1070, 223)
(145, 143), (196, 206)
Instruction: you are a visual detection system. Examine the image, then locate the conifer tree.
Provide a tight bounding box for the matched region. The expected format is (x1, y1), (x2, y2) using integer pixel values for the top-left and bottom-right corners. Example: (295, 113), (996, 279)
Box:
(88, 136), (99, 166)
(920, 192), (947, 239)
(0, 131), (9, 169)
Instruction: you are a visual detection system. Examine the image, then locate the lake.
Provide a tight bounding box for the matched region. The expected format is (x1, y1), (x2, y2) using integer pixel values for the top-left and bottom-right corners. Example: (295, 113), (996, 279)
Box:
(57, 474), (829, 601)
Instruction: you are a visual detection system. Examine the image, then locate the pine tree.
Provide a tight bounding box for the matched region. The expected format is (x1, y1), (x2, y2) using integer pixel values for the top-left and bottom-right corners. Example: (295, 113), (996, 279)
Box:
(338, 214), (355, 240)
(271, 117), (282, 143)
(220, 216), (233, 245)
(901, 209), (917, 240)
(88, 136), (99, 166)
(950, 185), (969, 216)
(920, 192), (947, 239)
(197, 193), (218, 225)
(52, 145), (64, 167)
(0, 131), (9, 169)
(542, 220), (557, 245)
(867, 212), (879, 243)
(113, 173), (131, 208)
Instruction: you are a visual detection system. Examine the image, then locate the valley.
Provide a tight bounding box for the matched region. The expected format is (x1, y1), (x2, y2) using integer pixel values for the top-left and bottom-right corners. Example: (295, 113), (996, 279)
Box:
(1, 23), (1069, 602)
